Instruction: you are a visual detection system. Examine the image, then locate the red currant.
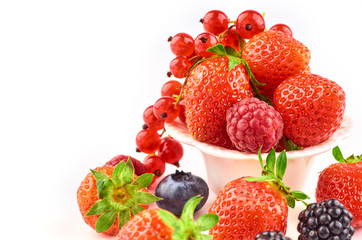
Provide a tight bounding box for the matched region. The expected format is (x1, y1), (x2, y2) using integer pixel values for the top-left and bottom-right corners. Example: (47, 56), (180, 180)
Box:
(169, 56), (193, 78)
(153, 96), (180, 123)
(235, 10), (265, 39)
(169, 33), (195, 57)
(219, 27), (240, 52)
(158, 137), (184, 167)
(194, 32), (218, 58)
(201, 10), (229, 35)
(269, 23), (293, 37)
(143, 155), (166, 179)
(135, 129), (161, 154)
(143, 105), (165, 131)
(161, 80), (182, 97)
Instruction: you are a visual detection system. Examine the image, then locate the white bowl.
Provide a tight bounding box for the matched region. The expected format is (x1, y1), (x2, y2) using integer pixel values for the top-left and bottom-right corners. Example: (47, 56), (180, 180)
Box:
(165, 116), (353, 195)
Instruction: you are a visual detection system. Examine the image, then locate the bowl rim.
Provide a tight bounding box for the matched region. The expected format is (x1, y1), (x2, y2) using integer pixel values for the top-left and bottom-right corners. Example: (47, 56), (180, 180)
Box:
(165, 115), (354, 160)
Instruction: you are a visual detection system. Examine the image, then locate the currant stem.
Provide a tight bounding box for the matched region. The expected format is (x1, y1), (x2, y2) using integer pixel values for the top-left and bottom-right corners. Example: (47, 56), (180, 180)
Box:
(160, 128), (167, 137)
(217, 24), (236, 40)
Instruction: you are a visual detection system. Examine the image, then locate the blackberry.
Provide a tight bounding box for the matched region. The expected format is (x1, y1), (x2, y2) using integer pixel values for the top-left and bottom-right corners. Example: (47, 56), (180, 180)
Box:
(297, 199), (354, 240)
(255, 231), (292, 240)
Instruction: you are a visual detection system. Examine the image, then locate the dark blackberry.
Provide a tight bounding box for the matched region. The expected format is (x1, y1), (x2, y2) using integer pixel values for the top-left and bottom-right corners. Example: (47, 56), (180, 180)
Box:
(255, 231), (292, 240)
(297, 199), (354, 240)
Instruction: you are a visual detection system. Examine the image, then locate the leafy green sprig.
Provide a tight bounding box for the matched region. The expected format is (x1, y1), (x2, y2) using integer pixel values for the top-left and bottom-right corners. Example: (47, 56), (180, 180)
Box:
(244, 148), (310, 208)
(332, 146), (362, 164)
(159, 195), (219, 240)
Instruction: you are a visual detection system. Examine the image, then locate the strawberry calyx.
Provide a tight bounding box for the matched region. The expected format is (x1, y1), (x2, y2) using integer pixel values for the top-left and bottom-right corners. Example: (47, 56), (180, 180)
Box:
(85, 158), (161, 233)
(281, 136), (303, 151)
(159, 195), (219, 240)
(332, 146), (362, 164)
(244, 148), (310, 208)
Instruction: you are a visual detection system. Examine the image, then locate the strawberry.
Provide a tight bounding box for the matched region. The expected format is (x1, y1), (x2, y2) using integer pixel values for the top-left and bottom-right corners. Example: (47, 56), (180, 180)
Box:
(209, 149), (309, 239)
(183, 46), (253, 148)
(315, 146), (362, 228)
(117, 209), (173, 239)
(117, 195), (219, 240)
(273, 73), (346, 147)
(77, 158), (160, 235)
(242, 30), (311, 98)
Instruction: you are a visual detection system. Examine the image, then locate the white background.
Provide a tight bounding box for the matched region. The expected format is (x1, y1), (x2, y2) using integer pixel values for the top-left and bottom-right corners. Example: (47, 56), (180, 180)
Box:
(1, 0), (361, 239)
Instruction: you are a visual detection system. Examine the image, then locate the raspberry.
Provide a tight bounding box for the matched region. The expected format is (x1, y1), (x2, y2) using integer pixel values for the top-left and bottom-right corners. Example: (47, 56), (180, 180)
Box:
(226, 97), (283, 153)
(104, 154), (146, 176)
(255, 231), (292, 240)
(297, 199), (355, 240)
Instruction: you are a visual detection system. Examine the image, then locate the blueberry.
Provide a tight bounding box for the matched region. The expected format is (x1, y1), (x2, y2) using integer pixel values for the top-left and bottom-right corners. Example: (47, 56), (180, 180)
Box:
(155, 170), (209, 216)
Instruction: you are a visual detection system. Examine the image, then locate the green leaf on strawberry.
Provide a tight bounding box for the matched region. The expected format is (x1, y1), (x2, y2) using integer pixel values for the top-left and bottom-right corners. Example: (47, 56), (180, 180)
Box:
(206, 44), (227, 56)
(291, 190), (309, 200)
(196, 214), (219, 232)
(244, 148), (310, 208)
(332, 146), (362, 164)
(224, 46), (241, 58)
(159, 195), (219, 240)
(85, 157), (161, 233)
(227, 55), (242, 71)
(282, 136), (303, 151)
(276, 151), (287, 180)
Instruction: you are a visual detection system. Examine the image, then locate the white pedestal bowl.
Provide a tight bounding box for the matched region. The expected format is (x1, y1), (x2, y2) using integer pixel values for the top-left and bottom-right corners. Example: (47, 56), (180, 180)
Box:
(165, 116), (353, 195)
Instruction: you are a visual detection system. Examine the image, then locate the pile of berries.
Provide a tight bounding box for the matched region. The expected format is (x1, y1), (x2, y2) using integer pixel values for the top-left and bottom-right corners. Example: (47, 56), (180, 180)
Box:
(77, 145), (359, 239)
(164, 9), (345, 153)
(75, 9), (359, 240)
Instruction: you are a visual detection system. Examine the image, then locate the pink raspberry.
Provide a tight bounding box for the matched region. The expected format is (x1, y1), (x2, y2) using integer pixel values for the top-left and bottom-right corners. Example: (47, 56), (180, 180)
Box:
(226, 97), (283, 153)
(104, 155), (146, 176)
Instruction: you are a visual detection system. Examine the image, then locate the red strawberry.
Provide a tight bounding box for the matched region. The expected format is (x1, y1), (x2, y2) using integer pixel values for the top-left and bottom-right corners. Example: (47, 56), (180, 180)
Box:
(209, 149), (309, 239)
(183, 55), (253, 148)
(242, 30), (311, 98)
(117, 196), (219, 240)
(77, 165), (119, 235)
(77, 159), (159, 235)
(117, 209), (173, 240)
(273, 73), (346, 147)
(315, 146), (362, 228)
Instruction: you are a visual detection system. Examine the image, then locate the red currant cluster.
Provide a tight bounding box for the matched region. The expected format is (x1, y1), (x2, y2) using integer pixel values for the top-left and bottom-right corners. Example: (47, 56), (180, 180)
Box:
(168, 9), (292, 79)
(135, 80), (185, 181)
